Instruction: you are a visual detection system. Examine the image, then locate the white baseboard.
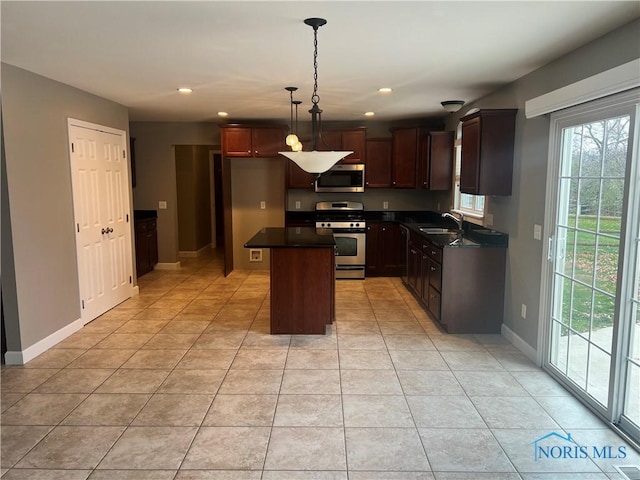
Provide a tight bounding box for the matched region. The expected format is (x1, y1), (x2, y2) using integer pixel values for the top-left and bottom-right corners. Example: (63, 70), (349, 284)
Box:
(178, 244), (211, 258)
(502, 323), (541, 366)
(155, 261), (181, 270)
(4, 317), (85, 365)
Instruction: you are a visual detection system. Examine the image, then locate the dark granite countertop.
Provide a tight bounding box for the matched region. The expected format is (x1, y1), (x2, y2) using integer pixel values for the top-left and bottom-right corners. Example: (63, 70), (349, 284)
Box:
(284, 210), (508, 248)
(403, 222), (508, 248)
(133, 209), (158, 220)
(245, 227), (336, 249)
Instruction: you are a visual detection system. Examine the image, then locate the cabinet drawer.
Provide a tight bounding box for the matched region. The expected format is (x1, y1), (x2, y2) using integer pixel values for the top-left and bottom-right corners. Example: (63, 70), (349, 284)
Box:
(427, 286), (441, 320)
(428, 258), (441, 292)
(426, 243), (442, 263)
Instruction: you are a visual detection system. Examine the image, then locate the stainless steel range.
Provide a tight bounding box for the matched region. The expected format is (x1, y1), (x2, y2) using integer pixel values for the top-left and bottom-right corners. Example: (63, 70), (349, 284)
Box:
(315, 201), (366, 279)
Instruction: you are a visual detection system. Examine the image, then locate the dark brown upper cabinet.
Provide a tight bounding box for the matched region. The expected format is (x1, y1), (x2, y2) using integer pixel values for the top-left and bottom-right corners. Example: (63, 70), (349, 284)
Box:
(419, 131), (454, 190)
(460, 109), (517, 196)
(365, 138), (392, 188)
(318, 127), (366, 164)
(220, 125), (287, 158)
(391, 127), (419, 188)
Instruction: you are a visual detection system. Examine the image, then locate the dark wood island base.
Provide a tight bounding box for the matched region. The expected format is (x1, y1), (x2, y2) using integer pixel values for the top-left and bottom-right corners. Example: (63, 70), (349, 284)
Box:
(245, 228), (336, 335)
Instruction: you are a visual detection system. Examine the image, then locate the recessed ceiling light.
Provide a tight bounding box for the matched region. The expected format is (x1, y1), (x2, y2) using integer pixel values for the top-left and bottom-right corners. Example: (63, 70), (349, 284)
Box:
(378, 87), (393, 94)
(177, 87), (193, 94)
(217, 112), (228, 117)
(364, 111), (375, 117)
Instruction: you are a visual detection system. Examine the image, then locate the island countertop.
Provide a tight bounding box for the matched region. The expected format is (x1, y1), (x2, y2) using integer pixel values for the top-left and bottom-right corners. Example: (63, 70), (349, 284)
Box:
(244, 227), (335, 249)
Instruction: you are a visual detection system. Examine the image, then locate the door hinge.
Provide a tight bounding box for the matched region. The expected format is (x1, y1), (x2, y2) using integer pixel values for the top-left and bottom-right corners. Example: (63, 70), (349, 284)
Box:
(81, 300), (85, 309)
(71, 143), (75, 153)
(129, 276), (132, 284)
(126, 214), (129, 222)
(77, 223), (80, 233)
(123, 150), (126, 159)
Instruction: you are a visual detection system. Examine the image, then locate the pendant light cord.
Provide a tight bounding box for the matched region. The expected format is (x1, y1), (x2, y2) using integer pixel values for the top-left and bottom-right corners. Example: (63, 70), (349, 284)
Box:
(312, 26), (320, 107)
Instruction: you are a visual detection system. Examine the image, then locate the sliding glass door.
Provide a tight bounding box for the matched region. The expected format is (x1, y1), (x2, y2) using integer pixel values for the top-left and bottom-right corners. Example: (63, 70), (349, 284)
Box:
(545, 89), (639, 443)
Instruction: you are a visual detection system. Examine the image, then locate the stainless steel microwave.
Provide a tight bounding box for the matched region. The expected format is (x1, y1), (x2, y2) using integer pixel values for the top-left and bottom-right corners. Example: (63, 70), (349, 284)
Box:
(315, 164), (365, 193)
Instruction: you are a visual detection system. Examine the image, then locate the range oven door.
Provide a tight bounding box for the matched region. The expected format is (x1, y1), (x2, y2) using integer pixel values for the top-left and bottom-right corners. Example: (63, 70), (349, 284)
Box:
(332, 231), (366, 278)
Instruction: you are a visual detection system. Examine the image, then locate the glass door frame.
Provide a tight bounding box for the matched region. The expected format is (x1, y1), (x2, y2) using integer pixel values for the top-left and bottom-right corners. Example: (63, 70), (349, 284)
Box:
(538, 88), (640, 444)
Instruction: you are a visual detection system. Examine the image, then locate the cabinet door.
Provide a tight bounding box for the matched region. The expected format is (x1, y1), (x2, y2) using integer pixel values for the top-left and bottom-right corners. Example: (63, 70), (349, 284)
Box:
(287, 162), (316, 189)
(428, 131), (454, 190)
(392, 128), (418, 188)
(318, 130), (342, 151)
(380, 223), (401, 275)
(408, 243), (421, 293)
(420, 252), (430, 304)
(365, 139), (392, 188)
(460, 117), (481, 194)
(222, 127), (253, 157)
(252, 127), (285, 157)
(341, 129), (366, 163)
(427, 286), (441, 320)
(148, 221), (158, 266)
(428, 257), (441, 292)
(365, 223), (381, 276)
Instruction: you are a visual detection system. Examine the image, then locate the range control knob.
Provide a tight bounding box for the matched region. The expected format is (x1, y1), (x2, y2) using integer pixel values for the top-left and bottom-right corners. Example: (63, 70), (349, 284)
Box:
(326, 223), (331, 228)
(355, 223), (360, 227)
(321, 223), (326, 227)
(350, 223), (354, 227)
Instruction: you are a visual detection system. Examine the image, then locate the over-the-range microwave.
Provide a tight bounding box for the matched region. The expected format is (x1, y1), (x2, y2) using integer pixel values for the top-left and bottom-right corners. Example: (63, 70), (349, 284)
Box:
(315, 164), (365, 193)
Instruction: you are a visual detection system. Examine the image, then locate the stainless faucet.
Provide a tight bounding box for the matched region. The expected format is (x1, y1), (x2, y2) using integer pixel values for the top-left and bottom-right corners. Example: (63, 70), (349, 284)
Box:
(442, 211), (464, 232)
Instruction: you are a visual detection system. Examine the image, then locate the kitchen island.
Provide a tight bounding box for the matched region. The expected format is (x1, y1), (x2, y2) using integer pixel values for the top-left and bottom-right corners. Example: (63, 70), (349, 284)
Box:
(245, 227), (336, 335)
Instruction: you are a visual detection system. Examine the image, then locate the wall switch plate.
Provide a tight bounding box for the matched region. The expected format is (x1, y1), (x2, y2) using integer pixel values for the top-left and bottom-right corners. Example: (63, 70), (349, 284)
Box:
(521, 304), (527, 319)
(295, 201), (301, 210)
(485, 213), (494, 226)
(158, 201), (167, 209)
(383, 201), (389, 210)
(260, 201), (266, 210)
(534, 224), (542, 240)
(249, 249), (262, 262)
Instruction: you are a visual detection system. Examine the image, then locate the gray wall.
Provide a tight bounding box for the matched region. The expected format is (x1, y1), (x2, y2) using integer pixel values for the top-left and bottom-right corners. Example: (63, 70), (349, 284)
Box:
(1, 63), (130, 352)
(129, 122), (219, 264)
(443, 19), (640, 350)
(175, 145), (212, 253)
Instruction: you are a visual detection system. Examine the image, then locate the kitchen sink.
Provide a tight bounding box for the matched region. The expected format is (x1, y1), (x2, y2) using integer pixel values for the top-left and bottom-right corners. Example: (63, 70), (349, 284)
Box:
(419, 227), (457, 234)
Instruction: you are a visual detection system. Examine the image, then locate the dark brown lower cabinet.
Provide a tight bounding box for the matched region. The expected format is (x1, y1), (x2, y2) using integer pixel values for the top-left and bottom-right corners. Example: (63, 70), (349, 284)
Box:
(406, 230), (506, 333)
(366, 222), (402, 276)
(135, 215), (158, 277)
(270, 247), (335, 334)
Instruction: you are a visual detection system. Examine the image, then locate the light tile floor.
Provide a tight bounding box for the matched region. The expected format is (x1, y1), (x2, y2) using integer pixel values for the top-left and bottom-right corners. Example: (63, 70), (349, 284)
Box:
(1, 249), (638, 479)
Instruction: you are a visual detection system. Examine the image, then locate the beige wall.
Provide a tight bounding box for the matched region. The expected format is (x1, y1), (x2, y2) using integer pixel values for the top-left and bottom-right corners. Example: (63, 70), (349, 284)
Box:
(175, 145), (212, 253)
(1, 63), (130, 354)
(231, 157), (285, 270)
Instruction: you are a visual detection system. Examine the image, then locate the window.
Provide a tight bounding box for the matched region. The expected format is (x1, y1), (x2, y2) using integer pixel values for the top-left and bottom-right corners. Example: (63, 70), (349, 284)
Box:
(453, 121), (485, 219)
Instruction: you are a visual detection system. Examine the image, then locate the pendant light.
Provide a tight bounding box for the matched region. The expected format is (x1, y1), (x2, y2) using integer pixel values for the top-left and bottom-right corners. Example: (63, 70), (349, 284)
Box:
(291, 100), (303, 151)
(285, 87), (300, 148)
(279, 17), (352, 174)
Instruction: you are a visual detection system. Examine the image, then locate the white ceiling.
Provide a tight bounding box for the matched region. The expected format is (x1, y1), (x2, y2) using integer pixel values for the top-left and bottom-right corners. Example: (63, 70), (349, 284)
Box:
(2, 1), (638, 123)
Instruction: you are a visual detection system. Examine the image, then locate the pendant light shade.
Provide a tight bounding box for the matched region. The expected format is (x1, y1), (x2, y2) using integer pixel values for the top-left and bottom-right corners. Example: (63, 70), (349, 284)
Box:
(280, 150), (350, 174)
(279, 18), (352, 174)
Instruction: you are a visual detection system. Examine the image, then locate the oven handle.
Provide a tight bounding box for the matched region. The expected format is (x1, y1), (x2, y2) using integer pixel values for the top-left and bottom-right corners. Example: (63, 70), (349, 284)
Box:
(330, 229), (366, 234)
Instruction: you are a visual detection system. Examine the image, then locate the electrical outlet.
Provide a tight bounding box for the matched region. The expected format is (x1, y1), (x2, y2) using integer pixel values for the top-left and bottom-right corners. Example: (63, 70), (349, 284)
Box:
(383, 201), (389, 210)
(158, 201), (167, 209)
(260, 201), (266, 210)
(534, 224), (542, 240)
(295, 201), (301, 210)
(521, 304), (527, 319)
(249, 249), (262, 262)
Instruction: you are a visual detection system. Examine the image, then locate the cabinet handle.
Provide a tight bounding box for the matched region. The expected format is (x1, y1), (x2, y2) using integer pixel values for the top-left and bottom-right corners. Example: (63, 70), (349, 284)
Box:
(392, 181), (396, 185)
(431, 267), (436, 271)
(432, 250), (437, 256)
(382, 227), (386, 231)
